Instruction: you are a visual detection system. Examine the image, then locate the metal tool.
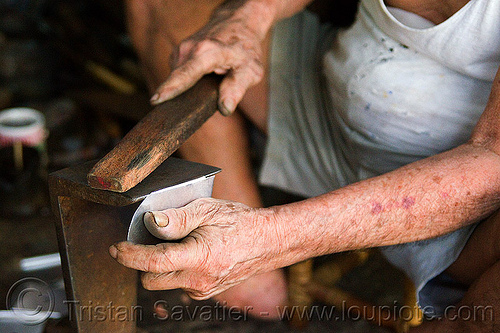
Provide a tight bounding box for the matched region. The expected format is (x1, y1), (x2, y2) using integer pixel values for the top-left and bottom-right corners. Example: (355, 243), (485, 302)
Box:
(128, 174), (216, 244)
(49, 158), (219, 333)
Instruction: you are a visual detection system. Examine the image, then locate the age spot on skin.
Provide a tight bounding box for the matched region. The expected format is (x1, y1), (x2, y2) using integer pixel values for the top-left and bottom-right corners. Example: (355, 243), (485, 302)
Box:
(402, 197), (415, 209)
(371, 202), (383, 214)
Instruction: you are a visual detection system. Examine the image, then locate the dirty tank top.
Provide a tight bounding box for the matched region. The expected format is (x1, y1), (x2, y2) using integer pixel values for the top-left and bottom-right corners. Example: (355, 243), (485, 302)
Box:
(322, 0), (500, 182)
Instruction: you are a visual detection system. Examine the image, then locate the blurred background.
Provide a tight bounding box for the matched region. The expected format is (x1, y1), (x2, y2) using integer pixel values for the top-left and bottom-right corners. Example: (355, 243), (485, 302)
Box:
(0, 1), (153, 331)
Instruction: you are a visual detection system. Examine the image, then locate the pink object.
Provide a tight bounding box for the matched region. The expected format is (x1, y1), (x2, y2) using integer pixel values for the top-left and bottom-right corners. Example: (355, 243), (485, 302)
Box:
(0, 108), (47, 146)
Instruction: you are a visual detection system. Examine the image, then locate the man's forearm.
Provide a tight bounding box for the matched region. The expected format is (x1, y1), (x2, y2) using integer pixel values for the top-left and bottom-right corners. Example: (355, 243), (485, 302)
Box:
(264, 67), (500, 268)
(267, 143), (500, 267)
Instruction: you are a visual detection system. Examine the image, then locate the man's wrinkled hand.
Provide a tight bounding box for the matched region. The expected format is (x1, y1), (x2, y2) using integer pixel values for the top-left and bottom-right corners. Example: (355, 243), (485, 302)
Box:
(150, 0), (273, 116)
(109, 198), (277, 300)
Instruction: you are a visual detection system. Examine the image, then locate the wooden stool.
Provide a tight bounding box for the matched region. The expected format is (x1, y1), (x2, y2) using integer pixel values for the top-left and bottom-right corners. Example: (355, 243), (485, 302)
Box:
(288, 250), (423, 332)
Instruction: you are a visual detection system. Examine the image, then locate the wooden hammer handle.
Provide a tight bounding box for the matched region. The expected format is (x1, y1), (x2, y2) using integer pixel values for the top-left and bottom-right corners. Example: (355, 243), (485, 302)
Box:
(87, 75), (220, 192)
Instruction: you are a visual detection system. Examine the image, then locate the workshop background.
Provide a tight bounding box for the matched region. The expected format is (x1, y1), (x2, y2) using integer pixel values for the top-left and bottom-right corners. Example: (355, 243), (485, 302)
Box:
(0, 0), (409, 332)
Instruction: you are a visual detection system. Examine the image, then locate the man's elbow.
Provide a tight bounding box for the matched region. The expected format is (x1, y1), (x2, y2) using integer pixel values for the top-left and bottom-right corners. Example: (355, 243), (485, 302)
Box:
(469, 118), (500, 158)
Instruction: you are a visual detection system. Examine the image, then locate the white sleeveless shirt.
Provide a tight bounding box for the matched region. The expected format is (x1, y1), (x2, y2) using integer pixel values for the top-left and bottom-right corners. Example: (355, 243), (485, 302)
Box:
(322, 0), (500, 182)
(364, 0), (500, 81)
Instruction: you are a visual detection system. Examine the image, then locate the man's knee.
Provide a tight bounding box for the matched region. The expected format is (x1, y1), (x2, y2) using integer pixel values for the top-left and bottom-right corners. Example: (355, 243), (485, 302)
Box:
(178, 111), (250, 161)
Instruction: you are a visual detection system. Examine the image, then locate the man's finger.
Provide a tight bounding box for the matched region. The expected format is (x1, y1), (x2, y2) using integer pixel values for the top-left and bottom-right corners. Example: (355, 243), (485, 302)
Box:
(143, 200), (206, 240)
(151, 49), (227, 105)
(109, 241), (194, 273)
(218, 62), (264, 116)
(142, 271), (220, 300)
(140, 271), (184, 291)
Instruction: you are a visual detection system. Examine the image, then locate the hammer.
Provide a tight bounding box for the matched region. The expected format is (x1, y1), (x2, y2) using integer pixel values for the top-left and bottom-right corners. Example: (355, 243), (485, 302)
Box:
(87, 74), (220, 192)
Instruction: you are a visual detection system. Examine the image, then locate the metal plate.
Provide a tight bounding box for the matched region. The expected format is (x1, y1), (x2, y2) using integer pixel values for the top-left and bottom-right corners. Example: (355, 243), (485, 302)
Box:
(127, 175), (215, 244)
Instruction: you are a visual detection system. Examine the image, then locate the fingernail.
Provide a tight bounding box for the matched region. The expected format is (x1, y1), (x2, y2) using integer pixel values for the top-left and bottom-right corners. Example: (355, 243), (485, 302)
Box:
(145, 211), (169, 227)
(109, 245), (118, 259)
(150, 93), (160, 103)
(219, 99), (235, 116)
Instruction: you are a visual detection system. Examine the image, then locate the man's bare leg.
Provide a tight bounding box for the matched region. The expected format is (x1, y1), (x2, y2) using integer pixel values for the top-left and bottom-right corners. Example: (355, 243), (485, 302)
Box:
(125, 0), (286, 317)
(412, 211), (500, 332)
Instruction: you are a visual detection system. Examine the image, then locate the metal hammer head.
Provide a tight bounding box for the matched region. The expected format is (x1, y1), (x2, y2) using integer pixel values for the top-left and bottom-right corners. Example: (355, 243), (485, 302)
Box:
(50, 158), (220, 245)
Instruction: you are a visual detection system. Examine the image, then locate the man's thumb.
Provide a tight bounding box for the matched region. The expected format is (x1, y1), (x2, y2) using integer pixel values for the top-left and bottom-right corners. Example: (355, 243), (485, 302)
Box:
(143, 208), (198, 240)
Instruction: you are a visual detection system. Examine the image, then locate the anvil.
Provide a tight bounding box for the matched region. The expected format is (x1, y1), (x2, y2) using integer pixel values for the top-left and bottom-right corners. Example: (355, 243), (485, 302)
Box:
(49, 76), (220, 332)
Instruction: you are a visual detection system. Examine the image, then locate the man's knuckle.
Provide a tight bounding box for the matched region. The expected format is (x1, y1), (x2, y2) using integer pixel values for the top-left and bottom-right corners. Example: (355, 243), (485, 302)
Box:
(161, 250), (178, 271)
(244, 60), (264, 81)
(180, 39), (194, 50)
(147, 249), (165, 272)
(194, 39), (218, 54)
(202, 203), (222, 220)
(176, 209), (190, 231)
(188, 198), (217, 219)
